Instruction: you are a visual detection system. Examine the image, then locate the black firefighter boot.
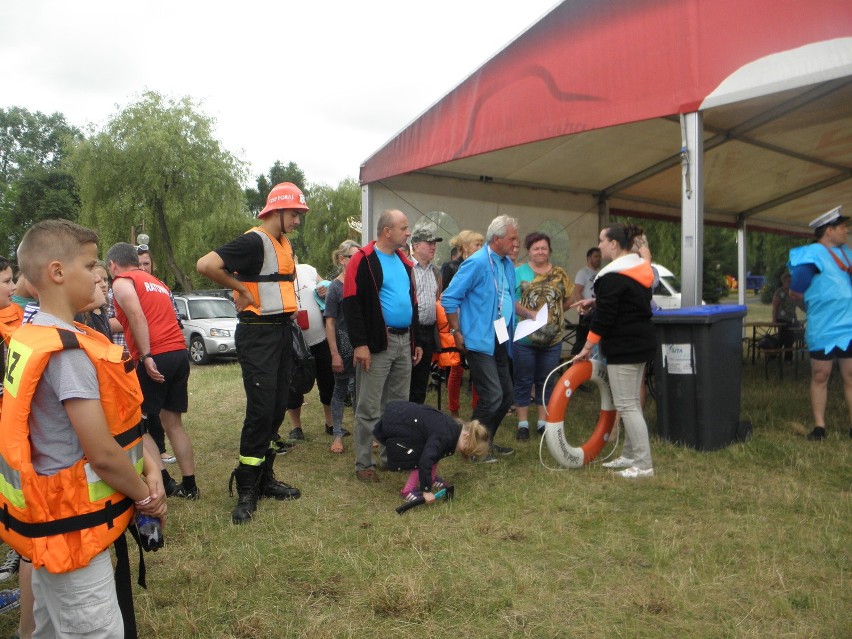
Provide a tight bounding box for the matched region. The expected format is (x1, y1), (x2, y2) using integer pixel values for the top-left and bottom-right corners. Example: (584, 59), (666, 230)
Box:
(259, 451), (301, 501)
(229, 464), (261, 524)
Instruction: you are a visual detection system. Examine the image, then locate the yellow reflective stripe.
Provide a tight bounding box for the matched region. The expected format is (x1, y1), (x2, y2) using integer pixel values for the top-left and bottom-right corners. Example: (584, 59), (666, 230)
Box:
(85, 440), (144, 502)
(239, 455), (264, 466)
(0, 454), (24, 508)
(3, 337), (34, 399)
(0, 472), (24, 509)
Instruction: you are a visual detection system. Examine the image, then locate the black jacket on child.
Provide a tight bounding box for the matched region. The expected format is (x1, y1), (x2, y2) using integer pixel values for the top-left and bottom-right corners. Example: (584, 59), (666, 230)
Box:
(373, 401), (461, 492)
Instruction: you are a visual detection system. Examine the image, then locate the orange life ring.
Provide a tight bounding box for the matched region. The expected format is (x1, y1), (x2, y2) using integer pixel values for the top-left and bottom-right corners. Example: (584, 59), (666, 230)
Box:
(542, 359), (617, 468)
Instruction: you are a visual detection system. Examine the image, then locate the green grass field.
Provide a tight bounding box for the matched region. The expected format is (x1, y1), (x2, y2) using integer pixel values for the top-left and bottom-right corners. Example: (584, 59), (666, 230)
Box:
(1, 299), (848, 638)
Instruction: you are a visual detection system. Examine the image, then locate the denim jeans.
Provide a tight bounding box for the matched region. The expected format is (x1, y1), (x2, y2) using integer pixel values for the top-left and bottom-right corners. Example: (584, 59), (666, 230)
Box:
(607, 362), (653, 469)
(466, 339), (514, 440)
(512, 341), (562, 407)
(330, 373), (355, 438)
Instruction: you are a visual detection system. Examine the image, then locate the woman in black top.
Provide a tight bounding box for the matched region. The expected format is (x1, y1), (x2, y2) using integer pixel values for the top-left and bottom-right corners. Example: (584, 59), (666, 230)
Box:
(373, 401), (489, 502)
(572, 224), (656, 479)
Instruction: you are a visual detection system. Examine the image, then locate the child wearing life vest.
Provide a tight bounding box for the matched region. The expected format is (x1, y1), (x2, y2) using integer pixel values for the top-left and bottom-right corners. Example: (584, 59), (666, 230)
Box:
(0, 255), (23, 624)
(1, 220), (166, 637)
(372, 401), (490, 503)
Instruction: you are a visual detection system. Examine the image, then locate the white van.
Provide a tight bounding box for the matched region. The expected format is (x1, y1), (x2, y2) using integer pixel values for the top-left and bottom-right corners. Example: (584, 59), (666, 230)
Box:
(652, 264), (683, 309)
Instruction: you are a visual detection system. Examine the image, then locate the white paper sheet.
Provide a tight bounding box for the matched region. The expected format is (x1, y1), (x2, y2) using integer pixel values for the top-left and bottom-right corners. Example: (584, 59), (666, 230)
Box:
(662, 343), (694, 374)
(514, 304), (549, 342)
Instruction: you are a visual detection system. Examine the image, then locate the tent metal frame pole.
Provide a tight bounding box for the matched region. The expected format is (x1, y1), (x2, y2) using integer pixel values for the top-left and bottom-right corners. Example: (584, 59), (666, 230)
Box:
(737, 222), (747, 309)
(681, 112), (704, 307)
(598, 196), (610, 229)
(361, 183), (373, 246)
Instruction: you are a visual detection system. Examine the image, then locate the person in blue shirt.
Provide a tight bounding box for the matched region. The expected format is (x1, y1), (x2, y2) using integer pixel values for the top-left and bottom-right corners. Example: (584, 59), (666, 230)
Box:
(788, 206), (852, 441)
(441, 215), (519, 461)
(342, 209), (423, 482)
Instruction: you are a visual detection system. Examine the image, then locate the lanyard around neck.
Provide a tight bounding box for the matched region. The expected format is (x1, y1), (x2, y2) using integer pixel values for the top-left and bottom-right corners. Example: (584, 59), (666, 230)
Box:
(824, 244), (852, 273)
(487, 247), (506, 317)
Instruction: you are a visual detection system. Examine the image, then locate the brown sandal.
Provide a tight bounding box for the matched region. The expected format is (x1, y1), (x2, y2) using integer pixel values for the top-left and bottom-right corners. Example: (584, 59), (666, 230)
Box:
(329, 438), (344, 454)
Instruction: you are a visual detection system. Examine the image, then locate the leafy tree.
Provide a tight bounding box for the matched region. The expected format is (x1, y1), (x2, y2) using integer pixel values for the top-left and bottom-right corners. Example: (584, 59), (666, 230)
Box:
(68, 92), (249, 290)
(295, 178), (361, 278)
(0, 107), (81, 258)
(244, 161), (307, 216)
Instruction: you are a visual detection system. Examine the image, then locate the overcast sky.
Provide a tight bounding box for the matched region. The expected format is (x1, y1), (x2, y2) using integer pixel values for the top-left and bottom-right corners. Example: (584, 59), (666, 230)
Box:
(1, 0), (558, 187)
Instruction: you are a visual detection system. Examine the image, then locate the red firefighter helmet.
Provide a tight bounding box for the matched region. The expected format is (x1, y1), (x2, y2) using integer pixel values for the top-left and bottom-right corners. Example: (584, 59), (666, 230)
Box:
(258, 182), (309, 218)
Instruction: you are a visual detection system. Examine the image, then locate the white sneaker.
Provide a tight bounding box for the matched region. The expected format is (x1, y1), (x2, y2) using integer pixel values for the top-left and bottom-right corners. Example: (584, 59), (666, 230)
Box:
(617, 466), (654, 479)
(602, 456), (634, 469)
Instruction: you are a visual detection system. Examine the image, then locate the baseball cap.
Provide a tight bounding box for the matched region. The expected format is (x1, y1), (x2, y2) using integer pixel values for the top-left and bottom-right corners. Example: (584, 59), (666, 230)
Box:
(411, 226), (443, 243)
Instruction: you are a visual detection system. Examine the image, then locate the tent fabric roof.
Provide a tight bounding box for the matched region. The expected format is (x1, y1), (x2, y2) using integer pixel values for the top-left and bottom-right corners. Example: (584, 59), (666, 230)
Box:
(360, 0), (852, 231)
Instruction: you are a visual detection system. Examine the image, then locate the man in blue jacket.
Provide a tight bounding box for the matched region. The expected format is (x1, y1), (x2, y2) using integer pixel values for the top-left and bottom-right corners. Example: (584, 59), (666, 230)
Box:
(441, 215), (520, 461)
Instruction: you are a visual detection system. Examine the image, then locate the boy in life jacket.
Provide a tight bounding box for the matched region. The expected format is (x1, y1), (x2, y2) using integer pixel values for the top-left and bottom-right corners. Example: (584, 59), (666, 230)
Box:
(1, 220), (166, 637)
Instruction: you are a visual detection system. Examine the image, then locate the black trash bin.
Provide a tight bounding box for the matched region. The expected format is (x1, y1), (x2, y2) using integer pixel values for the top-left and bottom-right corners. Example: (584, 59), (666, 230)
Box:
(652, 305), (748, 451)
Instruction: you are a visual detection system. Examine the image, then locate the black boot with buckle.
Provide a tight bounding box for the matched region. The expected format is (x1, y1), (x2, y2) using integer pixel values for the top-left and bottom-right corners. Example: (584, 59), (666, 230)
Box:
(229, 464), (261, 524)
(259, 451), (301, 501)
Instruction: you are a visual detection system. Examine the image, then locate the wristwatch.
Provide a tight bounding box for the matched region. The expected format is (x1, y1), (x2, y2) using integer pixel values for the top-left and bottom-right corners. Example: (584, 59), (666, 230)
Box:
(449, 329), (457, 336)
(141, 353), (153, 362)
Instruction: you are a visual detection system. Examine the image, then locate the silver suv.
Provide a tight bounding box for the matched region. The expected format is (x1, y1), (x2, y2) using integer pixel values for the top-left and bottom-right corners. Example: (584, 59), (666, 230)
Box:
(173, 294), (238, 364)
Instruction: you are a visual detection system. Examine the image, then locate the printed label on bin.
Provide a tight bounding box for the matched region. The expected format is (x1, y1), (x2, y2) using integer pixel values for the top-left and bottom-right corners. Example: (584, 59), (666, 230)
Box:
(662, 343), (694, 374)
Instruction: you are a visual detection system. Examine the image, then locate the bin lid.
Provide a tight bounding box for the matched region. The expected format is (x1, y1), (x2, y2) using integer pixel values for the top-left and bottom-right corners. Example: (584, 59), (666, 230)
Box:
(652, 304), (748, 324)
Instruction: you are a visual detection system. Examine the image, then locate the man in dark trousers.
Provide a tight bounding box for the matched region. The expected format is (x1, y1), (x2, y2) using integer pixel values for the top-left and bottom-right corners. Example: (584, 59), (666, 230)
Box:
(196, 182), (306, 524)
(408, 224), (443, 404)
(441, 214), (520, 462)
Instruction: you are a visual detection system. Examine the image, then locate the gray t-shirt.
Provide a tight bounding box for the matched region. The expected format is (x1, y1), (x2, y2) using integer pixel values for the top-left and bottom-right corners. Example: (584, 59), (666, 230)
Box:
(322, 279), (348, 336)
(29, 312), (99, 475)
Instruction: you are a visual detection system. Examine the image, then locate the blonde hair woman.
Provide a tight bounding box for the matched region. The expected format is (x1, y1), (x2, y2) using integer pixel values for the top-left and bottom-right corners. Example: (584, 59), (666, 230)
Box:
(324, 240), (362, 453)
(372, 401), (490, 502)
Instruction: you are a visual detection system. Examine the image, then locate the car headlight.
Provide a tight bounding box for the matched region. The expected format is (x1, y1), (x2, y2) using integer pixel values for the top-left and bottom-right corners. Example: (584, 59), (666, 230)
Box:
(209, 328), (231, 337)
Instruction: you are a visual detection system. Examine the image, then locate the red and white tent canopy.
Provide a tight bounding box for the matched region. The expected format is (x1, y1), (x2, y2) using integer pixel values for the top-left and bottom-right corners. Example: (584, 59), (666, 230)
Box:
(360, 0), (852, 233)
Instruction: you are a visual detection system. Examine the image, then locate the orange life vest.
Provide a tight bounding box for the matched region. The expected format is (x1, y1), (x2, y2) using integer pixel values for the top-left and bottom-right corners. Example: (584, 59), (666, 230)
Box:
(432, 299), (461, 368)
(0, 306), (23, 416)
(0, 323), (144, 573)
(234, 227), (297, 316)
(0, 304), (23, 330)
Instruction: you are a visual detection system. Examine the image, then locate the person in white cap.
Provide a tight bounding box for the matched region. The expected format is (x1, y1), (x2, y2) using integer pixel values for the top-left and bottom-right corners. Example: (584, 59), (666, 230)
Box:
(787, 206), (852, 441)
(408, 224), (443, 405)
(196, 182), (307, 523)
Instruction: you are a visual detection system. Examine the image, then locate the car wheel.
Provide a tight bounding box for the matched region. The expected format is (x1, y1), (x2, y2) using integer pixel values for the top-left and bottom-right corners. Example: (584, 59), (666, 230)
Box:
(189, 335), (210, 365)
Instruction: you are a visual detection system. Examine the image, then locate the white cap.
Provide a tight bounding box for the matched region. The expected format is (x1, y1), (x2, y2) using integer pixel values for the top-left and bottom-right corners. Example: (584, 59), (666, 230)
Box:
(808, 205), (848, 229)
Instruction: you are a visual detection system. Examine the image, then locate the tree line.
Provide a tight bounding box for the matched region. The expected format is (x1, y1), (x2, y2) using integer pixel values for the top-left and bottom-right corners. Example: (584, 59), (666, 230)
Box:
(2, 92), (808, 296)
(1, 92), (361, 290)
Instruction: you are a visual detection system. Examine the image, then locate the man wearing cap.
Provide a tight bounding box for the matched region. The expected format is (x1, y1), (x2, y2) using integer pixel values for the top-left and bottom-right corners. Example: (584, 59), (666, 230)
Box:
(196, 182), (306, 523)
(788, 206), (852, 441)
(343, 209), (423, 482)
(408, 225), (443, 404)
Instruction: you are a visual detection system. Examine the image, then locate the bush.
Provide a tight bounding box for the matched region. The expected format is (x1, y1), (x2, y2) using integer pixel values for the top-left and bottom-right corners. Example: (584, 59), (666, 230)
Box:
(702, 269), (728, 303)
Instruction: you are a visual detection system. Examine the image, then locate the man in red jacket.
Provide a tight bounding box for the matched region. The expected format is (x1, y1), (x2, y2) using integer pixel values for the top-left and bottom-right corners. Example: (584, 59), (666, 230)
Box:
(343, 209), (423, 482)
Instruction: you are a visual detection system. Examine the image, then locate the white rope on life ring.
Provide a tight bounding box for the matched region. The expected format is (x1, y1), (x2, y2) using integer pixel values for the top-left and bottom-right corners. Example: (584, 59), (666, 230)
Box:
(542, 359), (617, 468)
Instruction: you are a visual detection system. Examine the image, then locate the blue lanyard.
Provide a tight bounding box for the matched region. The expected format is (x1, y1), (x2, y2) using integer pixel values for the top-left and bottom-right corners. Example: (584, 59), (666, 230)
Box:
(487, 247), (505, 318)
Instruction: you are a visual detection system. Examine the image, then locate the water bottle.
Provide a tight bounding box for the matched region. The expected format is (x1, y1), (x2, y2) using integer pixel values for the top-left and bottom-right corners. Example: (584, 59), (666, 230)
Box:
(136, 513), (164, 552)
